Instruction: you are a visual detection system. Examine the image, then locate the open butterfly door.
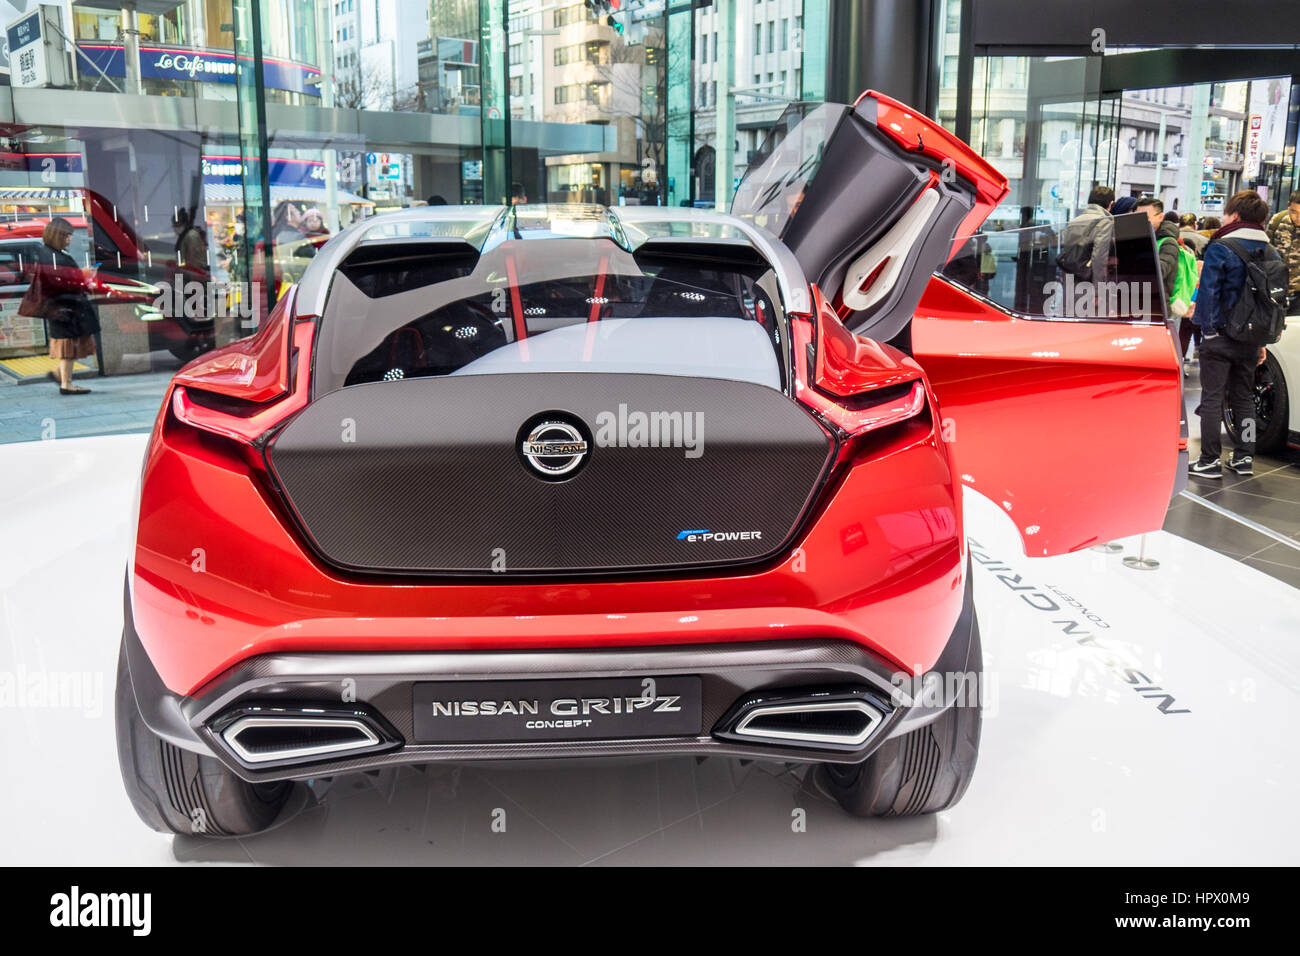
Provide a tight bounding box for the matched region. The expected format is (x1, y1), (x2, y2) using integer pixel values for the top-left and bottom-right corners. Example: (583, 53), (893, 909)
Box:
(734, 92), (1184, 556)
(732, 91), (1007, 343)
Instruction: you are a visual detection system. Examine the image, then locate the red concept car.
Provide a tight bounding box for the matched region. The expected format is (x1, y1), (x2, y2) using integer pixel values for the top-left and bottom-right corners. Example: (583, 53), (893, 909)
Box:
(116, 92), (1185, 836)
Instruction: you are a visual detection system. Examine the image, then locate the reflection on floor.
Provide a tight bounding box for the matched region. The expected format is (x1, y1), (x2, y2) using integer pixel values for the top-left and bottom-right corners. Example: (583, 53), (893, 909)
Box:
(0, 436), (1296, 865)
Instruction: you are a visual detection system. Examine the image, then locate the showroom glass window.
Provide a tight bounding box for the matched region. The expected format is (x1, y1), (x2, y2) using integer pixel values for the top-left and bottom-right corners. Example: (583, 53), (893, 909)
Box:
(0, 0), (828, 444)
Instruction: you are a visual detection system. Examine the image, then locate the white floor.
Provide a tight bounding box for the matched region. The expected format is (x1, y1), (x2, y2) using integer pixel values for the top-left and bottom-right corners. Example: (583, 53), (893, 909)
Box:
(1, 434), (1297, 865)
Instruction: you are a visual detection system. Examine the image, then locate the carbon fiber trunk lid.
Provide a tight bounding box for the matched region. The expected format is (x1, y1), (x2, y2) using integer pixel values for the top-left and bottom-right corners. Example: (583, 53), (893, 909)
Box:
(266, 372), (832, 575)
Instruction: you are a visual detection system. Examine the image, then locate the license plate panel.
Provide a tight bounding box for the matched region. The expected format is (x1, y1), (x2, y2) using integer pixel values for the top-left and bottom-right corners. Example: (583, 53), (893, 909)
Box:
(412, 676), (703, 743)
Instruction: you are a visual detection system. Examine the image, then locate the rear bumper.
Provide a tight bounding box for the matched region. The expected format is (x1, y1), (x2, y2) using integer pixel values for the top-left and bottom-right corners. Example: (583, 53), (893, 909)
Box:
(121, 569), (979, 782)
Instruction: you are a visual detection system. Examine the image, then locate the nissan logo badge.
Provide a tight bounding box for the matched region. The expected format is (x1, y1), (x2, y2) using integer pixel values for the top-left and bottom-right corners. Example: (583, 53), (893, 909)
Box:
(520, 419), (589, 478)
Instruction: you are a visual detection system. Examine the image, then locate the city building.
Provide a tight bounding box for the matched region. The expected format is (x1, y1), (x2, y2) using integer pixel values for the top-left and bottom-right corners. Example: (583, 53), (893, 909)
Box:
(690, 0), (810, 203)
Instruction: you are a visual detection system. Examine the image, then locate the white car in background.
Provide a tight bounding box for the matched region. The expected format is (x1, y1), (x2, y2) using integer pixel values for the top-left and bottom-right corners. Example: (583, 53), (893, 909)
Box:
(1226, 310), (1298, 454)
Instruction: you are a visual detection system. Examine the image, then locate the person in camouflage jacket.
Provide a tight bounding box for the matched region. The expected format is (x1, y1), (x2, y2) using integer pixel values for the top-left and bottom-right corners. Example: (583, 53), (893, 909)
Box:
(1270, 189), (1300, 313)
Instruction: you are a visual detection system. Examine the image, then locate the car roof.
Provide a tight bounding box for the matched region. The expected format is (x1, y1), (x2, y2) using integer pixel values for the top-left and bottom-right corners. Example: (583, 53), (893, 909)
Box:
(294, 203), (811, 318)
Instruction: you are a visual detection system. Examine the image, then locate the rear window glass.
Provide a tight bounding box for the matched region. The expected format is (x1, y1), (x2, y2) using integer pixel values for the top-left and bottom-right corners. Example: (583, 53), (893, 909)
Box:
(732, 102), (847, 239)
(315, 235), (790, 395)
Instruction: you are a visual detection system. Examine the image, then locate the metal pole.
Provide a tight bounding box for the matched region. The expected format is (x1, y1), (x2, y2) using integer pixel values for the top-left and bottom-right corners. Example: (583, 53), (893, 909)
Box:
(955, 0), (975, 144)
(1153, 110), (1167, 198)
(713, 0), (733, 210)
(248, 0), (274, 315)
(122, 0), (142, 95)
(502, 0), (511, 199)
(687, 5), (696, 206)
(1122, 534), (1160, 570)
(1184, 84), (1210, 216)
(1240, 79), (1254, 189)
(308, 0), (341, 232)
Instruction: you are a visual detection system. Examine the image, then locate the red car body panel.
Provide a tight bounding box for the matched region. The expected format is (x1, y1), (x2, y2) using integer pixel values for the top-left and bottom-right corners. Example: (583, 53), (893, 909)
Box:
(913, 277), (1182, 556)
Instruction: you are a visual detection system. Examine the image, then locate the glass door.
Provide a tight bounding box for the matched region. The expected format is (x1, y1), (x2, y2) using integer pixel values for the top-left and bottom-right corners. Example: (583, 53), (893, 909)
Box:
(970, 53), (1119, 228)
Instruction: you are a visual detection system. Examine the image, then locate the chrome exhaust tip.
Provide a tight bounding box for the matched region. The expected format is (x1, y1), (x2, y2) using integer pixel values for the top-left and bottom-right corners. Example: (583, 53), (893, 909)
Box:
(714, 687), (890, 752)
(213, 705), (396, 766)
(733, 699), (883, 746)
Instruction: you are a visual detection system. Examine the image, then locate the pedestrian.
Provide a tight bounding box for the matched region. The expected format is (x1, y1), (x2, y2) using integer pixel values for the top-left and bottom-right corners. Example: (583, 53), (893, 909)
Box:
(220, 212), (247, 285)
(172, 208), (208, 272)
(1057, 186), (1115, 299)
(1189, 191), (1286, 479)
(1143, 203), (1199, 367)
(271, 202), (303, 244)
(1267, 204), (1290, 244)
(298, 207), (329, 239)
(1111, 195), (1138, 216)
(1136, 198), (1181, 300)
(1179, 213), (1209, 257)
(1268, 189), (1300, 314)
(17, 217), (100, 395)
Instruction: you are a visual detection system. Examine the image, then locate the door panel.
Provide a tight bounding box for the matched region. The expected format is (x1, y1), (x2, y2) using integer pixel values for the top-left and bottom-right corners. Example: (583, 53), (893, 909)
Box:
(914, 277), (1183, 557)
(732, 91), (1008, 343)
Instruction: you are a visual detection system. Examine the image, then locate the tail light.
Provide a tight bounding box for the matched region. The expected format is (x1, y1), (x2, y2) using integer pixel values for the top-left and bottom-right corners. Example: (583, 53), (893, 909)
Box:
(793, 287), (931, 451)
(169, 286), (314, 445)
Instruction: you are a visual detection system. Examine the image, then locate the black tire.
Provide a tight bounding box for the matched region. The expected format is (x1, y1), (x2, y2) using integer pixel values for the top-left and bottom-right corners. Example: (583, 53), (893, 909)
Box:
(1224, 351), (1289, 455)
(819, 619), (982, 817)
(115, 635), (292, 837)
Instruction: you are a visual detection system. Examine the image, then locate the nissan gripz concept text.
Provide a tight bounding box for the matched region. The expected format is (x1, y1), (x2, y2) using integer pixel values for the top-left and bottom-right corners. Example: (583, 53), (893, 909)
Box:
(116, 93), (1185, 835)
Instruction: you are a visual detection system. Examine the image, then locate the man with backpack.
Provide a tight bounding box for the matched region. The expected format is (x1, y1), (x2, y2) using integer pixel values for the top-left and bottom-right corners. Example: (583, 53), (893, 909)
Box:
(1057, 185), (1115, 301)
(1190, 190), (1289, 479)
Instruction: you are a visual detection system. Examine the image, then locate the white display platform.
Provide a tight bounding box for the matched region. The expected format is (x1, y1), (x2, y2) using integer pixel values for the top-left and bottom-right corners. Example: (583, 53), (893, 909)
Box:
(1, 435), (1296, 865)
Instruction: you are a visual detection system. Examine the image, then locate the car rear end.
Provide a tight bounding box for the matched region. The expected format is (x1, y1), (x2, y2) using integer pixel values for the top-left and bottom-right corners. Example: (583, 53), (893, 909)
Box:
(123, 203), (970, 787)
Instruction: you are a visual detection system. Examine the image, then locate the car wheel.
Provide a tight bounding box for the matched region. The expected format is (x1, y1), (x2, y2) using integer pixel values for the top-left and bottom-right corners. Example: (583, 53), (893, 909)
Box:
(818, 619), (981, 817)
(115, 634), (293, 837)
(1224, 351), (1288, 455)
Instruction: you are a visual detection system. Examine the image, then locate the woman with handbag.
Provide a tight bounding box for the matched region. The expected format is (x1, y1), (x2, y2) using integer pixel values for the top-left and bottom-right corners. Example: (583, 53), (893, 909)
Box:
(21, 217), (100, 395)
